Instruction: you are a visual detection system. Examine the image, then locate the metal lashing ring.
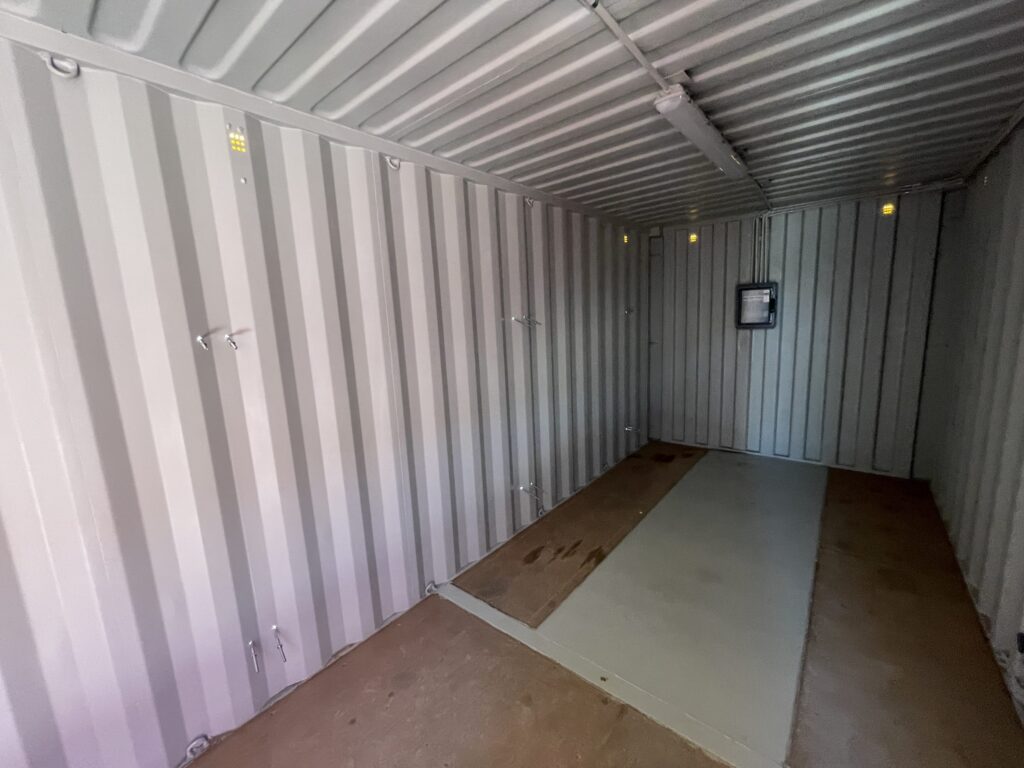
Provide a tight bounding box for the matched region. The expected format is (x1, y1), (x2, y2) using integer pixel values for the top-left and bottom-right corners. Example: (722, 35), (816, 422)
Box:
(46, 54), (80, 79)
(385, 156), (401, 171)
(224, 334), (239, 351)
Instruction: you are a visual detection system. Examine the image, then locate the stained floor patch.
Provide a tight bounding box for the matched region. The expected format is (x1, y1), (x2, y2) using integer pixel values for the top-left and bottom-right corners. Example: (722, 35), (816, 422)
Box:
(454, 442), (705, 627)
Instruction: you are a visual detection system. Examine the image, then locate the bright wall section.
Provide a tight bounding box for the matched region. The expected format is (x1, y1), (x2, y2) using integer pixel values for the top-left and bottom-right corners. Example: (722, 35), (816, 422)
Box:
(0, 39), (648, 768)
(649, 192), (941, 477)
(918, 126), (1024, 720)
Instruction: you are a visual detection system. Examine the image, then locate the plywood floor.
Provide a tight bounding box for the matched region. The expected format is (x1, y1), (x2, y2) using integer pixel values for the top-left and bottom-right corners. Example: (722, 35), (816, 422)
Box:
(192, 452), (1024, 768)
(455, 442), (705, 626)
(789, 469), (1024, 767)
(194, 596), (724, 768)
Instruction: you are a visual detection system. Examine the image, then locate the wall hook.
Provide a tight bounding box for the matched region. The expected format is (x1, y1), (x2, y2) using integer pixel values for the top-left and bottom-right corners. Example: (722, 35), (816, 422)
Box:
(271, 625), (287, 663)
(194, 334), (210, 351)
(248, 640), (260, 674)
(223, 334), (239, 351)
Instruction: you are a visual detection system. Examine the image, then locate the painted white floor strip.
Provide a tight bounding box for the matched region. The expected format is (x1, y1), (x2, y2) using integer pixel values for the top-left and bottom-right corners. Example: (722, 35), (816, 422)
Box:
(441, 450), (826, 768)
(438, 583), (777, 768)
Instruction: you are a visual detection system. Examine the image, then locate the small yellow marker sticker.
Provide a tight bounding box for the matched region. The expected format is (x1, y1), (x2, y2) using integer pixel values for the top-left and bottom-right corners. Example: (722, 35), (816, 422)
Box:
(689, 233), (698, 244)
(881, 202), (895, 216)
(229, 131), (248, 153)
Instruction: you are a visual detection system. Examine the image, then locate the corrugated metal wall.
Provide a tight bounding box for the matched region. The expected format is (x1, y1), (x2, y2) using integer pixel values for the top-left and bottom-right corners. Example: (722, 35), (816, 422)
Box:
(0, 38), (647, 768)
(919, 127), (1024, 719)
(649, 191), (941, 476)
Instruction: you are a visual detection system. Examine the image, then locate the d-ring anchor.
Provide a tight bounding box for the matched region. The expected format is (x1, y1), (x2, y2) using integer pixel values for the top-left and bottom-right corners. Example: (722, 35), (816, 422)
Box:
(46, 54), (80, 79)
(194, 334), (210, 351)
(223, 334), (239, 351)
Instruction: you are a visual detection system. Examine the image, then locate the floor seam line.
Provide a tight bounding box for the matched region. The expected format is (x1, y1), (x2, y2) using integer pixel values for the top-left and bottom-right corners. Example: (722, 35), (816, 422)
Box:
(438, 582), (784, 768)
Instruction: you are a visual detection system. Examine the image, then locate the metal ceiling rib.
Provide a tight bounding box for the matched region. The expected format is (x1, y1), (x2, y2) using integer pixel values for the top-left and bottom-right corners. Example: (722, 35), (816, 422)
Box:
(1, 0), (1021, 224)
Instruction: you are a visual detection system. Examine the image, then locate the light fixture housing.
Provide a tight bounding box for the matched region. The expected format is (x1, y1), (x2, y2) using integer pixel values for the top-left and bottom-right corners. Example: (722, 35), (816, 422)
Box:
(654, 84), (747, 180)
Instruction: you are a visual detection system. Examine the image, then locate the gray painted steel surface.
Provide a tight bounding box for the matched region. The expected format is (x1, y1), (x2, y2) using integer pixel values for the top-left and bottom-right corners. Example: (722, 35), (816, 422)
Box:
(0, 0), (1021, 224)
(649, 191), (941, 476)
(919, 127), (1024, 721)
(0, 38), (647, 768)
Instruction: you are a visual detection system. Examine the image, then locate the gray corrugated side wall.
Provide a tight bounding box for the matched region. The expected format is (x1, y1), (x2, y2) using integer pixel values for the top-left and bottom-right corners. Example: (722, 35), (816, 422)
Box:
(917, 126), (1024, 721)
(0, 39), (648, 768)
(649, 191), (942, 477)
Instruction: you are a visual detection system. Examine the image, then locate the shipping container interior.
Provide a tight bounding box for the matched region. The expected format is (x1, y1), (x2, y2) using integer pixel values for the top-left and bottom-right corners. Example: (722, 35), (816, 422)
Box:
(1, 1), (1024, 767)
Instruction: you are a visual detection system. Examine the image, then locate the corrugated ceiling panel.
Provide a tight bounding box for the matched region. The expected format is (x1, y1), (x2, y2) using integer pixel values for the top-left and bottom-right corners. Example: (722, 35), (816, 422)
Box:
(0, 0), (1020, 224)
(0, 37), (644, 768)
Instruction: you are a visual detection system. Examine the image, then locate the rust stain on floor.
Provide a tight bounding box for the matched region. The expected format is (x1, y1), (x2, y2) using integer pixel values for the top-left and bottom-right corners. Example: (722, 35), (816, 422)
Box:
(194, 597), (725, 768)
(789, 469), (1024, 768)
(454, 442), (706, 627)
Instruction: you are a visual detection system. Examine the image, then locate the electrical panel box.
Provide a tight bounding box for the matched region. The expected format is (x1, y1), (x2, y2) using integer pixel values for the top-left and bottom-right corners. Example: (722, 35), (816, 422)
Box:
(736, 282), (778, 329)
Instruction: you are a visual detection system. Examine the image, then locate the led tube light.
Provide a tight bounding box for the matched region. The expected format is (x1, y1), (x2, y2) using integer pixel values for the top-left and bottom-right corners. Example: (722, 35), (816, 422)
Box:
(654, 84), (748, 180)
